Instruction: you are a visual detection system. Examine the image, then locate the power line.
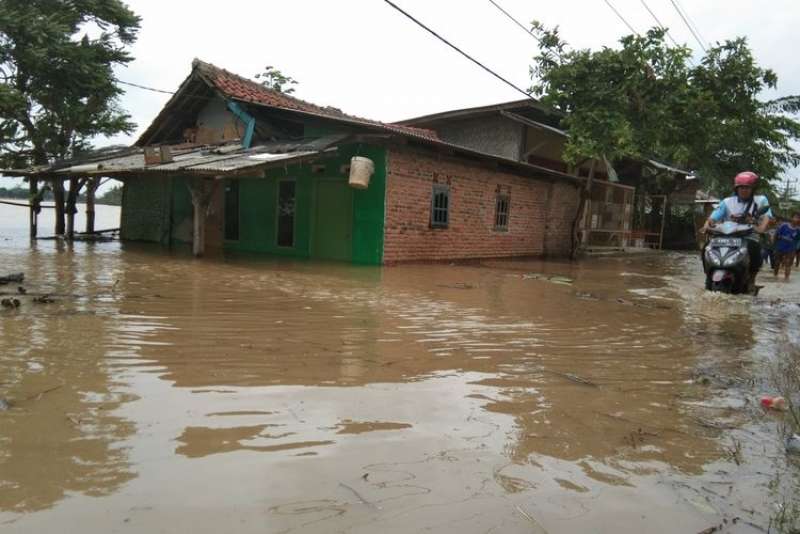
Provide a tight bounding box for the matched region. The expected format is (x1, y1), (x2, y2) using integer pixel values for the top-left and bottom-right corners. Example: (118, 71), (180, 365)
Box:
(602, 0), (639, 36)
(116, 79), (175, 95)
(639, 0), (679, 47)
(673, 0), (709, 47)
(381, 0), (533, 100)
(486, 0), (540, 43)
(668, 0), (707, 52)
(639, 0), (695, 66)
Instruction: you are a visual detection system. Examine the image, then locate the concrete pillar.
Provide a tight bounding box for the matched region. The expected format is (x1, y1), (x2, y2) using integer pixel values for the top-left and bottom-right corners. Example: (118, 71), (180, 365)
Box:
(187, 177), (219, 257)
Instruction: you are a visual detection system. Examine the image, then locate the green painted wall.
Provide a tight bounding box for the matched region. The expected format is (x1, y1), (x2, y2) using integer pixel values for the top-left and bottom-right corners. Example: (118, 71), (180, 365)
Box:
(120, 176), (171, 243)
(349, 145), (386, 264)
(225, 144), (386, 264)
(227, 173), (313, 258)
(170, 176), (193, 245)
(119, 144), (386, 264)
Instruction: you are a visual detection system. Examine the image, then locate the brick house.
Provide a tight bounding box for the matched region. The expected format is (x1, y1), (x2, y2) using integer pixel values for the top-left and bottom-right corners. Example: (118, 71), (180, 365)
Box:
(399, 101), (695, 249)
(6, 60), (584, 264)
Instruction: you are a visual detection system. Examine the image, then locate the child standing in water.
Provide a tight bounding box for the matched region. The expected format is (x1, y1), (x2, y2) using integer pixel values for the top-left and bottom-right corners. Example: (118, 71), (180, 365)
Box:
(796, 229), (800, 267)
(773, 212), (800, 280)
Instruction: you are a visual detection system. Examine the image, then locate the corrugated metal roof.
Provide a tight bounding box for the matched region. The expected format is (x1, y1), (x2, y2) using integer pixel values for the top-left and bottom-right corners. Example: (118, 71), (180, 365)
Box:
(5, 136), (347, 177)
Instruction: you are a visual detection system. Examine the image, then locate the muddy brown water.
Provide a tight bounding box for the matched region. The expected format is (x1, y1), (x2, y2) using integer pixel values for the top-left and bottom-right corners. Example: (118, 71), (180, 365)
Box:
(1, 205), (799, 533)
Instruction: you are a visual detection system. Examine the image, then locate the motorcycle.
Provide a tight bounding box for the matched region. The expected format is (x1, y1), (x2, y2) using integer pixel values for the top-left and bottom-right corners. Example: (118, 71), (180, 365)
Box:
(702, 217), (763, 295)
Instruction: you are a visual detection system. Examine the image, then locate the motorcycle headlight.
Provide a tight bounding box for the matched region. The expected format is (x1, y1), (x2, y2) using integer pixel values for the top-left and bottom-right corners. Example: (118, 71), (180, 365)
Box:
(723, 247), (748, 267)
(705, 248), (722, 265)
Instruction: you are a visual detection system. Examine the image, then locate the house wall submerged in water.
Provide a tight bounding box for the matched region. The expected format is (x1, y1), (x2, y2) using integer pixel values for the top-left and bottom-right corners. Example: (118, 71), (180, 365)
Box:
(120, 141), (579, 265)
(113, 59), (582, 265)
(121, 144), (388, 264)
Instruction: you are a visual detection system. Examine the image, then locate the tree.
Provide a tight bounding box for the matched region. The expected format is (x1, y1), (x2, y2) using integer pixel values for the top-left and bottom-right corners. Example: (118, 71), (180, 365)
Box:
(528, 24), (800, 196)
(254, 65), (298, 94)
(0, 0), (140, 236)
(97, 183), (122, 205)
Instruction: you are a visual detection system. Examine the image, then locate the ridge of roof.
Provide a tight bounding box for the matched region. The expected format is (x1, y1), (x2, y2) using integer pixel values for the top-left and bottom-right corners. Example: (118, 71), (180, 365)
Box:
(191, 59), (439, 141)
(396, 98), (558, 126)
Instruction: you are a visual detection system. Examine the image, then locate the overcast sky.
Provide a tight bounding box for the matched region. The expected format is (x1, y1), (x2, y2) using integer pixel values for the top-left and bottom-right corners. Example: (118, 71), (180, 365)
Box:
(110, 0), (798, 142)
(4, 0), (799, 188)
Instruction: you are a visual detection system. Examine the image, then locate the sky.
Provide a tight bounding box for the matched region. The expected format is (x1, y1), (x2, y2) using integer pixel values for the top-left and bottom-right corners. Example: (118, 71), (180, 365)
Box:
(4, 0), (800, 189)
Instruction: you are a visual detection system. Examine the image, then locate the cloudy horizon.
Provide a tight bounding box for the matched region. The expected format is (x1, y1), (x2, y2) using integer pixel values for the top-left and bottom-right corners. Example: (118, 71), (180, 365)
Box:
(3, 0), (799, 188)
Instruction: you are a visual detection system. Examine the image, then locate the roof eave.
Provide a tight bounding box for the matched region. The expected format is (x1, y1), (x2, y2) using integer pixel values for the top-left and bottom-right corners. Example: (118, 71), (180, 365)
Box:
(395, 98), (558, 126)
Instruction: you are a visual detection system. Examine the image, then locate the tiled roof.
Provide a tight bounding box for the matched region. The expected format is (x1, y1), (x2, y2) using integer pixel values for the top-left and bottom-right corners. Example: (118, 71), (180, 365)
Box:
(192, 59), (439, 141)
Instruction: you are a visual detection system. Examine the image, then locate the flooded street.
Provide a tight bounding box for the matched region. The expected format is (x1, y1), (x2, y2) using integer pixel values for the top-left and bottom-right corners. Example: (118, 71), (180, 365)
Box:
(1, 204), (799, 533)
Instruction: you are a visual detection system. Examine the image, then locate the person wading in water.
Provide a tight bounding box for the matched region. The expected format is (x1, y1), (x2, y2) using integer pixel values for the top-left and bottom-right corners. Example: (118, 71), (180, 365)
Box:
(774, 212), (800, 280)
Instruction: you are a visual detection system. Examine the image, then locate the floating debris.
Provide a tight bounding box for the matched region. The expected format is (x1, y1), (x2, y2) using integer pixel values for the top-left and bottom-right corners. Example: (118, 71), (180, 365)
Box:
(32, 295), (55, 304)
(436, 283), (475, 290)
(1, 297), (20, 309)
(786, 434), (800, 455)
(522, 273), (574, 285)
(0, 272), (24, 285)
(760, 396), (787, 411)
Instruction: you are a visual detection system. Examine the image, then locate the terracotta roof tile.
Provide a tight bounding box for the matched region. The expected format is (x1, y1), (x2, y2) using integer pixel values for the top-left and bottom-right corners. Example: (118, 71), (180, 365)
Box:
(193, 59), (439, 141)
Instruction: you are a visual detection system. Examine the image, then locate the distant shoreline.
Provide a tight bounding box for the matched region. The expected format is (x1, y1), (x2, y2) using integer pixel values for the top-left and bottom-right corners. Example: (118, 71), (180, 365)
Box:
(0, 198), (121, 208)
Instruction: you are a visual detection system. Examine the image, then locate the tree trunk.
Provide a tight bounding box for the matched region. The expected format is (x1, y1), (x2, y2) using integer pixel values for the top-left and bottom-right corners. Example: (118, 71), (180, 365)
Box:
(65, 177), (83, 240)
(85, 177), (100, 233)
(52, 179), (66, 236)
(28, 177), (38, 239)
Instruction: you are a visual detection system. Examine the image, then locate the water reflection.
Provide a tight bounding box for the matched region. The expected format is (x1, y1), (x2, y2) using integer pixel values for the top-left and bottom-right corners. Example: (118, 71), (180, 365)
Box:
(0, 241), (135, 512)
(0, 236), (797, 532)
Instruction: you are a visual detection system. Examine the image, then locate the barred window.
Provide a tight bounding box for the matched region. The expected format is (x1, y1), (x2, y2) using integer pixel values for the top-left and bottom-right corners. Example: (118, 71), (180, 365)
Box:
(224, 179), (239, 241)
(430, 184), (450, 228)
(276, 180), (296, 247)
(495, 194), (510, 231)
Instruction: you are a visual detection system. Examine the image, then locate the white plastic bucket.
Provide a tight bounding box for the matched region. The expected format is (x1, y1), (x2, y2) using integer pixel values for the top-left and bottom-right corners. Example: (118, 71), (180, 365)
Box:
(349, 156), (374, 189)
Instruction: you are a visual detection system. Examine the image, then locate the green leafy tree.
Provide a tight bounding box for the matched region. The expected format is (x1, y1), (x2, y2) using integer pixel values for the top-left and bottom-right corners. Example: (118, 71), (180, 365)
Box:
(97, 183), (122, 205)
(528, 24), (800, 196)
(0, 0), (140, 234)
(254, 65), (298, 94)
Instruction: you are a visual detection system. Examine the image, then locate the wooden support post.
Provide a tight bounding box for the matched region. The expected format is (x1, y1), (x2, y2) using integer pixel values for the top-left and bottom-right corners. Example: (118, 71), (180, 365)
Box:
(187, 177), (219, 257)
(52, 179), (66, 236)
(579, 160), (598, 247)
(65, 177), (86, 240)
(28, 176), (38, 239)
(85, 177), (100, 234)
(658, 195), (668, 250)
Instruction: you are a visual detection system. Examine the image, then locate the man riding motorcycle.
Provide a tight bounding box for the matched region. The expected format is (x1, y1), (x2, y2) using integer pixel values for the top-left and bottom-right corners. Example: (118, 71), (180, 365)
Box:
(701, 171), (773, 288)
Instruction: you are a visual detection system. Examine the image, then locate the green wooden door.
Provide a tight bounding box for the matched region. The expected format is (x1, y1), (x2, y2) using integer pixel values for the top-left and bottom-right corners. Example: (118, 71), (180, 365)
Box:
(313, 180), (353, 261)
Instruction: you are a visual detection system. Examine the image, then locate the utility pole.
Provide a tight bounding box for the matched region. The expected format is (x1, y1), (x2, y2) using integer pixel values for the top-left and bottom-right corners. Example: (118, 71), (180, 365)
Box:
(781, 177), (797, 201)
(777, 177), (798, 214)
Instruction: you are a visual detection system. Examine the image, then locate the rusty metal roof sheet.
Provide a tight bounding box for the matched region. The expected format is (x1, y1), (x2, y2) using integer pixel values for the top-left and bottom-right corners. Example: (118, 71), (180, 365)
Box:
(3, 135), (348, 177)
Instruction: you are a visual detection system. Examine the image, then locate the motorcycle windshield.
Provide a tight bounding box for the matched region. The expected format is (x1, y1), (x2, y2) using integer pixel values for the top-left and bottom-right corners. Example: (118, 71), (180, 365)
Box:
(710, 221), (753, 235)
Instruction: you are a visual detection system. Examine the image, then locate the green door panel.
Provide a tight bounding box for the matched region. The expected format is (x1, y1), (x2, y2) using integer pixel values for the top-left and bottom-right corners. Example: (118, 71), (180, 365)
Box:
(313, 180), (353, 261)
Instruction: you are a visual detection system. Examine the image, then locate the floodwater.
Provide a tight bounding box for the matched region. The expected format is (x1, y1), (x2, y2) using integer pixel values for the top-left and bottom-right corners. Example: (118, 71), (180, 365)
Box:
(1, 201), (799, 533)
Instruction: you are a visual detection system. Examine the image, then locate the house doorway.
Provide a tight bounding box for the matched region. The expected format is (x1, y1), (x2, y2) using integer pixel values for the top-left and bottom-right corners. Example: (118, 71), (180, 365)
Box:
(312, 179), (353, 261)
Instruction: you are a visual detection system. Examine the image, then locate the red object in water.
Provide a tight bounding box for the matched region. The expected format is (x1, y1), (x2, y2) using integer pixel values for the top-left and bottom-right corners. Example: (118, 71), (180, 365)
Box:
(761, 396), (787, 410)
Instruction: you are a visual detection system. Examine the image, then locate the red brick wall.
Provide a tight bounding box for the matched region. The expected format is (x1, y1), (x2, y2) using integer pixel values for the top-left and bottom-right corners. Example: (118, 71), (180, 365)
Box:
(384, 147), (580, 263)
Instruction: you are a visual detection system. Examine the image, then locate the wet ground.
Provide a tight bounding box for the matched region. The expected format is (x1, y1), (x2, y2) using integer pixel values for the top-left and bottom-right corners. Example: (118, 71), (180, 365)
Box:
(1, 204), (800, 533)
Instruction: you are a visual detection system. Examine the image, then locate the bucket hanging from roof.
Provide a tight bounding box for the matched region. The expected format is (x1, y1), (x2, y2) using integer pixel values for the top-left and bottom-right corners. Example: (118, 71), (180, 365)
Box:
(349, 157), (374, 189)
